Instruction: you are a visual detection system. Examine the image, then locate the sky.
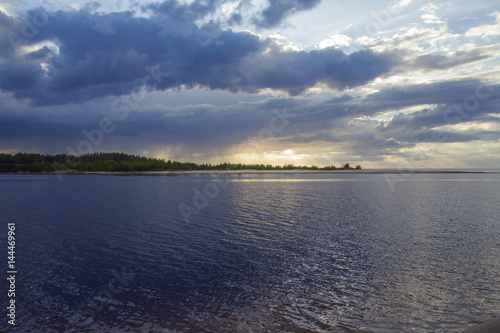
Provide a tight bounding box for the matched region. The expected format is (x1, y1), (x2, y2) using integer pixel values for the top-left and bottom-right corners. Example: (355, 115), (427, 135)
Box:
(0, 0), (499, 168)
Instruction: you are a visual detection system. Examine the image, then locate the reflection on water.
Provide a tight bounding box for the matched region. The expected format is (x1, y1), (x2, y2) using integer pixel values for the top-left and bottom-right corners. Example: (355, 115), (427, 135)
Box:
(0, 173), (499, 332)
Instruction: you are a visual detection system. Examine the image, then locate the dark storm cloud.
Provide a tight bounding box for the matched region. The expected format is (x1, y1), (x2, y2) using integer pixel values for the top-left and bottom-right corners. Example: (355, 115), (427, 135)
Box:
(255, 0), (321, 28)
(0, 95), (300, 155)
(186, 46), (394, 95)
(0, 12), (26, 59)
(0, 2), (395, 105)
(363, 79), (499, 111)
(0, 57), (43, 90)
(0, 115), (82, 140)
(111, 96), (300, 143)
(408, 49), (491, 71)
(1, 1), (493, 106)
(148, 0), (322, 28)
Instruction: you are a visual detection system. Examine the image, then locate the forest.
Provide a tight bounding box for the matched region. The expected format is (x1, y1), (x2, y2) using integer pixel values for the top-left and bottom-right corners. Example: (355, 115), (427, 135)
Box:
(0, 152), (362, 173)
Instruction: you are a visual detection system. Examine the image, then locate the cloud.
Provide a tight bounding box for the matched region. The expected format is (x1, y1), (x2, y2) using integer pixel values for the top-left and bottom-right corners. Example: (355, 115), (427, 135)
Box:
(466, 11), (500, 37)
(362, 80), (500, 146)
(0, 77), (498, 165)
(419, 3), (446, 25)
(259, 79), (500, 157)
(146, 0), (322, 29)
(402, 47), (493, 71)
(254, 0), (321, 28)
(146, 0), (225, 26)
(0, 3), (397, 105)
(363, 79), (498, 109)
(1, 1), (496, 107)
(316, 34), (352, 49)
(389, 0), (414, 13)
(0, 56), (43, 90)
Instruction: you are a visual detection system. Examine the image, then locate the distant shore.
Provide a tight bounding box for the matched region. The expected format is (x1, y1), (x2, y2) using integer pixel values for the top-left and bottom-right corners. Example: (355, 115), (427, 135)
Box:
(3, 169), (498, 176)
(81, 169), (497, 175)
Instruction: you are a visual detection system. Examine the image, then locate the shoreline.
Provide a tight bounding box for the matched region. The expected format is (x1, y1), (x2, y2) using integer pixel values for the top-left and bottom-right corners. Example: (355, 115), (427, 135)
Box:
(1, 169), (498, 176)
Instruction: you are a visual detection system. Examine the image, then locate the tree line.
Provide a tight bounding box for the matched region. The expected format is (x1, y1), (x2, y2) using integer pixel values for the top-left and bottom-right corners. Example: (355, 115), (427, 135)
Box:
(0, 152), (362, 173)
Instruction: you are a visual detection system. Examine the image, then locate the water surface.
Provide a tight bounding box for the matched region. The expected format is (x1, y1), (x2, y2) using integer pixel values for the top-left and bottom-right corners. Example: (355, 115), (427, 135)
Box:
(1, 173), (499, 332)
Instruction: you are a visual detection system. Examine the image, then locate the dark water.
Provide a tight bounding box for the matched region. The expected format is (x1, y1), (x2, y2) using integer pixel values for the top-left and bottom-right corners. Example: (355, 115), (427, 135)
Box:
(1, 173), (500, 332)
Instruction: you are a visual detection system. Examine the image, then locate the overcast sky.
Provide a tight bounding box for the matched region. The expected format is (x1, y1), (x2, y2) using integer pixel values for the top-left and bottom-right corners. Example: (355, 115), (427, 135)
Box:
(0, 0), (499, 168)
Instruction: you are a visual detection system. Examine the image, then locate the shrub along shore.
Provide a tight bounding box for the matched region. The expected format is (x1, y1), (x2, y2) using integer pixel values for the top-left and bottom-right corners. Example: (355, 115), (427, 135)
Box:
(0, 152), (362, 173)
